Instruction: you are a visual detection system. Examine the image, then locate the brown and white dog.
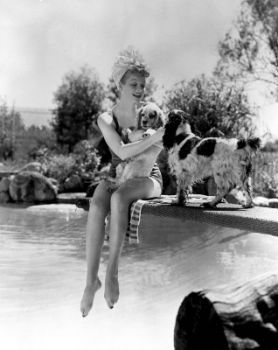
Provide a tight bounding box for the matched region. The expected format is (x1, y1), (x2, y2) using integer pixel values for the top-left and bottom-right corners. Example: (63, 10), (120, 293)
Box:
(162, 109), (261, 208)
(113, 102), (165, 186)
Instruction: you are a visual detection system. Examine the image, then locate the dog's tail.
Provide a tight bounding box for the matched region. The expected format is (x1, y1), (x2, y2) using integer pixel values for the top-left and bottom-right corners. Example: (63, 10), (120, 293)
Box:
(237, 137), (261, 152)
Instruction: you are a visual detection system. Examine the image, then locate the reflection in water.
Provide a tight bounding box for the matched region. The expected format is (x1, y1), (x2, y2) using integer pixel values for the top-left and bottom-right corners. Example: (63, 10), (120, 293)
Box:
(1, 204), (278, 350)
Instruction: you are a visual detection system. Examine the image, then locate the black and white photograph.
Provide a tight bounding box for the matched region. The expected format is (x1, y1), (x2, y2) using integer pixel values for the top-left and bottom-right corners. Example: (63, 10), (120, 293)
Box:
(1, 0), (278, 349)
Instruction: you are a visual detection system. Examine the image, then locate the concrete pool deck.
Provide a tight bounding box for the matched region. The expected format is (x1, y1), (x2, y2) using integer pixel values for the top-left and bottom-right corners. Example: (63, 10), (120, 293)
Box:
(57, 192), (278, 237)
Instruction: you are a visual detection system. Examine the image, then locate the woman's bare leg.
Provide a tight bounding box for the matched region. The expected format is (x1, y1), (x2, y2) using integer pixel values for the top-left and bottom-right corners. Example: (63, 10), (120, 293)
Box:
(104, 177), (161, 308)
(80, 180), (111, 317)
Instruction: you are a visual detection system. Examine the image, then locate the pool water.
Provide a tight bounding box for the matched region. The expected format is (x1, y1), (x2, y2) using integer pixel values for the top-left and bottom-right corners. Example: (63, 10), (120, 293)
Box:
(1, 204), (278, 350)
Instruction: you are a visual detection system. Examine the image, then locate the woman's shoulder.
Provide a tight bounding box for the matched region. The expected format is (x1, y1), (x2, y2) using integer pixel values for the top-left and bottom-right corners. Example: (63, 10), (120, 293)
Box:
(97, 111), (114, 126)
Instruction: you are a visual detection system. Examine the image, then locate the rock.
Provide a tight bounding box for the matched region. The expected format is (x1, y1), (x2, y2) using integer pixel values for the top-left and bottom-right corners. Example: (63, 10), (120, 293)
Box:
(226, 188), (246, 205)
(47, 177), (59, 193)
(57, 192), (87, 204)
(62, 174), (83, 192)
(0, 176), (11, 192)
(48, 177), (58, 187)
(19, 162), (45, 173)
(253, 196), (270, 207)
(0, 191), (10, 203)
(269, 198), (278, 208)
(9, 171), (57, 203)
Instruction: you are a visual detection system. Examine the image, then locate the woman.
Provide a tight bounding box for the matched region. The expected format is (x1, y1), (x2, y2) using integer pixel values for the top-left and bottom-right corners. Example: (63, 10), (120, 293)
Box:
(80, 48), (164, 317)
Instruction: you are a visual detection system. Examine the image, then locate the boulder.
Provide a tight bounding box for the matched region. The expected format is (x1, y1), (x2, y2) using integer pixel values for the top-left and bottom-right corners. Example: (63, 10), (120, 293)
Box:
(0, 191), (10, 203)
(253, 196), (270, 207)
(9, 171), (57, 203)
(269, 198), (278, 208)
(225, 188), (246, 205)
(0, 176), (11, 192)
(62, 174), (83, 192)
(19, 162), (45, 173)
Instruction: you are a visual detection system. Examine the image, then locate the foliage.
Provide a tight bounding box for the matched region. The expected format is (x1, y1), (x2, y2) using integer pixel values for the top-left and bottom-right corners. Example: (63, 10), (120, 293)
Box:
(215, 0), (278, 98)
(72, 140), (100, 175)
(52, 65), (105, 152)
(0, 100), (26, 161)
(253, 151), (278, 198)
(256, 171), (278, 198)
(261, 139), (278, 152)
(163, 75), (255, 137)
(44, 154), (77, 184)
(253, 170), (278, 198)
(106, 76), (120, 107)
(16, 125), (57, 162)
(44, 140), (101, 188)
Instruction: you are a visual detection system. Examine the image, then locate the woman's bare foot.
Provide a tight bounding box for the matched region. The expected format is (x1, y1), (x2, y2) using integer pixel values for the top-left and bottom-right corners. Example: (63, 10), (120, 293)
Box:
(80, 277), (101, 317)
(104, 270), (119, 309)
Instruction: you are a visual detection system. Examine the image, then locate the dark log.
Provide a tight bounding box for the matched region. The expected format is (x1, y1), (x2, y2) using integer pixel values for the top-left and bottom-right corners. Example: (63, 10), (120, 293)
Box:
(174, 273), (278, 350)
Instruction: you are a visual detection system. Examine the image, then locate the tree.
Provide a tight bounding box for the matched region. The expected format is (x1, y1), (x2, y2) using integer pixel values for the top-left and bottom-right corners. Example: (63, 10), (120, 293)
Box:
(0, 99), (25, 160)
(215, 0), (278, 99)
(164, 75), (255, 137)
(52, 66), (105, 152)
(18, 125), (57, 160)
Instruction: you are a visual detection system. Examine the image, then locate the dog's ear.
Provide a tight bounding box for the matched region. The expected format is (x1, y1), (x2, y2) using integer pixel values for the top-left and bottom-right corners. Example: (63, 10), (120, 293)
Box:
(137, 107), (144, 128)
(247, 137), (261, 151)
(162, 111), (183, 149)
(155, 110), (166, 128)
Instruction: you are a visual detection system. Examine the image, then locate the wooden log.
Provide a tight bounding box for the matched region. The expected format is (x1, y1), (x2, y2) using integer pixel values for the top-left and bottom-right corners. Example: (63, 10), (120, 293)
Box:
(174, 273), (278, 350)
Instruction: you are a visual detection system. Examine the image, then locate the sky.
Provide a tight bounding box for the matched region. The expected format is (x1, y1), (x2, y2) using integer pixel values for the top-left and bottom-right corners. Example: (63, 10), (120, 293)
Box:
(1, 0), (242, 109)
(2, 0), (278, 139)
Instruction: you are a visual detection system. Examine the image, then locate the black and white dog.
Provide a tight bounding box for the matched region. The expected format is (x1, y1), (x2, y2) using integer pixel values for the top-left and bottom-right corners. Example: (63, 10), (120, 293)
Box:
(162, 109), (261, 208)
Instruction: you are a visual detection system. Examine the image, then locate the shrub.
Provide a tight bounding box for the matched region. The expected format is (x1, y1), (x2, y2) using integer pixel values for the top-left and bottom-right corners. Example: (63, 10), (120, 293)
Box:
(252, 152), (278, 198)
(163, 75), (255, 138)
(44, 140), (101, 192)
(72, 140), (101, 178)
(45, 154), (78, 184)
(253, 171), (278, 198)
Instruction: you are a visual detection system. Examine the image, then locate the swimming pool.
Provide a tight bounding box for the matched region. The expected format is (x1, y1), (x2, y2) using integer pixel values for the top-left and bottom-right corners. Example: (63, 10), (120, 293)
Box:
(1, 204), (278, 350)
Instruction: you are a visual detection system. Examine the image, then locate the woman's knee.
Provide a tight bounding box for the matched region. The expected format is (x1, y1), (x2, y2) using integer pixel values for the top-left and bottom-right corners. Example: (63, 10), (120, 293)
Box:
(110, 189), (130, 212)
(88, 192), (110, 220)
(89, 196), (109, 216)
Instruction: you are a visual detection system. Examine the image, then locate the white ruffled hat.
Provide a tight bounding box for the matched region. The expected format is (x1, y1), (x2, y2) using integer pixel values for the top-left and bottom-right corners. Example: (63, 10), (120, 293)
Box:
(112, 46), (150, 89)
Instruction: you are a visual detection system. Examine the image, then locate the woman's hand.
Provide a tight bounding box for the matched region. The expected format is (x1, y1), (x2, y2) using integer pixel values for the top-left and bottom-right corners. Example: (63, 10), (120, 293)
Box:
(98, 113), (165, 160)
(142, 127), (164, 141)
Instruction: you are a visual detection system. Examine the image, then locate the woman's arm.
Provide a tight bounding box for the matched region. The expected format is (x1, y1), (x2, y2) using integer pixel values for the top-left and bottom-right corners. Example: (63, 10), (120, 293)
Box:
(97, 113), (164, 161)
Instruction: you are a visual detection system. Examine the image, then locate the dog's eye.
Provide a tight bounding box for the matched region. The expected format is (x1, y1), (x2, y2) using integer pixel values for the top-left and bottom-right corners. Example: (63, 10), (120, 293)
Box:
(149, 112), (157, 119)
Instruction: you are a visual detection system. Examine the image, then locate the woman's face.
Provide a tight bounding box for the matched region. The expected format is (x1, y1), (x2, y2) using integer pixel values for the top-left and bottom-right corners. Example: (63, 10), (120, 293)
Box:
(120, 71), (146, 103)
